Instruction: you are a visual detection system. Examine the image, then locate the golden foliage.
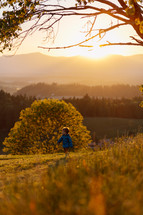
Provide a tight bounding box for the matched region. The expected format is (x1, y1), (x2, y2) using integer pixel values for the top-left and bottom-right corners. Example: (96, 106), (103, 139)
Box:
(3, 99), (91, 154)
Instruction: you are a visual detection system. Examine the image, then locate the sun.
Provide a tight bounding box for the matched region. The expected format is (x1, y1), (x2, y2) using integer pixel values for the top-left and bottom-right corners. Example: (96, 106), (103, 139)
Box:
(41, 44), (128, 59)
(62, 43), (128, 59)
(77, 45), (110, 59)
(40, 30), (131, 59)
(41, 42), (130, 59)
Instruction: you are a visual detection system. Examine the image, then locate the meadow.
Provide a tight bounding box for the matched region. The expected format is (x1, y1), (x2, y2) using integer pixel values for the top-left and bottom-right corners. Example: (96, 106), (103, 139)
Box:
(84, 117), (143, 138)
(0, 134), (143, 215)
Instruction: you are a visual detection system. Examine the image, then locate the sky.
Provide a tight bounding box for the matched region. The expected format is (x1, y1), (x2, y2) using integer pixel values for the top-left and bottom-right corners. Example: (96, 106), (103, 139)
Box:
(2, 0), (143, 59)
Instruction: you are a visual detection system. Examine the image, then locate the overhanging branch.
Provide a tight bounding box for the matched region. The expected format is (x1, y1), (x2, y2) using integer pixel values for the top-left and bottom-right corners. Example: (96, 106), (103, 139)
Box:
(100, 42), (143, 46)
(38, 23), (128, 50)
(1, 0), (143, 53)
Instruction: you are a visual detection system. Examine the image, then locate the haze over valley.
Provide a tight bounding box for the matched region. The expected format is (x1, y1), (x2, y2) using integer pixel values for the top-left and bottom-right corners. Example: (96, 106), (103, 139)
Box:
(0, 53), (142, 94)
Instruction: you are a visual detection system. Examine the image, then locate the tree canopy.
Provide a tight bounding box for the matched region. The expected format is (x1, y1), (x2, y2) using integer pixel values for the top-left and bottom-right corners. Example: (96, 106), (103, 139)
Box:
(3, 99), (91, 154)
(0, 0), (143, 53)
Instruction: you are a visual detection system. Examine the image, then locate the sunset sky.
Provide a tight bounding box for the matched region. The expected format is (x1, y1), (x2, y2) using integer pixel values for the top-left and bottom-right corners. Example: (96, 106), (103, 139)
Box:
(1, 0), (143, 58)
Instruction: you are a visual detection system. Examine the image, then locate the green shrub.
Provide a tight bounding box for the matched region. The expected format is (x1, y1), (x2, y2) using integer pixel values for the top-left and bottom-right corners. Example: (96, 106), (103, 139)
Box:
(3, 99), (91, 154)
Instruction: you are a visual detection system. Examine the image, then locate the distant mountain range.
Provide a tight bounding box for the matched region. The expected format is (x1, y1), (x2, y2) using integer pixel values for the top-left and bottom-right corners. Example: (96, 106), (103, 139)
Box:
(15, 83), (142, 99)
(0, 52), (143, 86)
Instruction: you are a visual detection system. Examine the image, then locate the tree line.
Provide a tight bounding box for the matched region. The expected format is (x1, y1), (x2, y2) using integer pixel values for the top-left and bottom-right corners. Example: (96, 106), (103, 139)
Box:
(64, 95), (143, 119)
(0, 90), (35, 130)
(0, 90), (35, 150)
(15, 83), (141, 99)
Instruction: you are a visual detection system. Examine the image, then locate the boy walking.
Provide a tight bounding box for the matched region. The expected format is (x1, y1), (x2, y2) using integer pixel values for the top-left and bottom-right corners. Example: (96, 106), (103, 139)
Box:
(58, 127), (73, 157)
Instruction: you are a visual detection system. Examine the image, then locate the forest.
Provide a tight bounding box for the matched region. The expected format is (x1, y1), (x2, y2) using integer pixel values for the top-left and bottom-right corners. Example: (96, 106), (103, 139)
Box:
(64, 95), (143, 119)
(0, 90), (35, 150)
(0, 90), (35, 130)
(15, 83), (141, 99)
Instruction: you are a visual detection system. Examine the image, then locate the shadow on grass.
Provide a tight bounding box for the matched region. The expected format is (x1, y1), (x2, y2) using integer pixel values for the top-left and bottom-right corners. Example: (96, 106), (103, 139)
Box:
(49, 157), (69, 169)
(0, 157), (19, 161)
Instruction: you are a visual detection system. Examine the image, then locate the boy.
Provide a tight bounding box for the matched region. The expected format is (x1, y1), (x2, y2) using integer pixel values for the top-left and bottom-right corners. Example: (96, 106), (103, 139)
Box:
(58, 127), (73, 157)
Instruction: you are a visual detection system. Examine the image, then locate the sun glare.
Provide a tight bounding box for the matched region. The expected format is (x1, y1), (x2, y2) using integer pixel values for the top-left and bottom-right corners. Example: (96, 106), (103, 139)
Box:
(59, 44), (128, 60)
(41, 44), (128, 60)
(77, 46), (111, 59)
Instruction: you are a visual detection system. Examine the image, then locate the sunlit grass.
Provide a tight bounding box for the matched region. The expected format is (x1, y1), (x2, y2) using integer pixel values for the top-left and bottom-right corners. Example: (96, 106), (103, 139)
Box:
(0, 134), (143, 215)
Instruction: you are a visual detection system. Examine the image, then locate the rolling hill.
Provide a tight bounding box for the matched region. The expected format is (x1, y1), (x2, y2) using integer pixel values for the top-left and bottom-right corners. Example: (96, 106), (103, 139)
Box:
(0, 53), (142, 86)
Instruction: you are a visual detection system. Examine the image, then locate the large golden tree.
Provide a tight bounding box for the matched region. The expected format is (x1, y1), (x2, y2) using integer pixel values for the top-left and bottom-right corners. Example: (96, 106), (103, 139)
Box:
(3, 99), (91, 154)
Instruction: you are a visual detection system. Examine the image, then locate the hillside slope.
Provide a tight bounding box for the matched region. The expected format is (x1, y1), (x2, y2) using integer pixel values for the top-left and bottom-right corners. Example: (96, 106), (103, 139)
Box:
(0, 134), (143, 215)
(15, 83), (141, 98)
(0, 53), (143, 85)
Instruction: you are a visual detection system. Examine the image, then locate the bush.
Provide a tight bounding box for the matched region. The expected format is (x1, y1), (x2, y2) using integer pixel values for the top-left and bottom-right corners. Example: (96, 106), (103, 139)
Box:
(3, 99), (91, 154)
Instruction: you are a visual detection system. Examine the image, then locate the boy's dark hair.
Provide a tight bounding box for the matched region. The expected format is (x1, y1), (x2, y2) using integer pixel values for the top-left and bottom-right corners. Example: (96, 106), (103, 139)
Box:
(63, 127), (69, 134)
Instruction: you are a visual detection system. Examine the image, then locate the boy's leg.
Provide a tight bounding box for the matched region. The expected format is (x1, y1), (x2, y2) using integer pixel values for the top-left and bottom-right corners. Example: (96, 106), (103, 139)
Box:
(64, 148), (69, 157)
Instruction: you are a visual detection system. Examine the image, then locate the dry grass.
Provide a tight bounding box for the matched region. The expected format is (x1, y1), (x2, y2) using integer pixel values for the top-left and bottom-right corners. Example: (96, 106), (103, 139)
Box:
(0, 134), (143, 215)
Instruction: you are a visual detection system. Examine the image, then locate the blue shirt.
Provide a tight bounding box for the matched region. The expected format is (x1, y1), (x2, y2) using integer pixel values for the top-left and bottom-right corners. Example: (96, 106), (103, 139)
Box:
(58, 134), (73, 148)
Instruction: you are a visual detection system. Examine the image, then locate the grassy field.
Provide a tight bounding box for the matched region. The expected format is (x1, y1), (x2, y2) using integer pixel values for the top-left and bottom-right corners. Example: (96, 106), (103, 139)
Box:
(84, 117), (143, 139)
(0, 134), (143, 215)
